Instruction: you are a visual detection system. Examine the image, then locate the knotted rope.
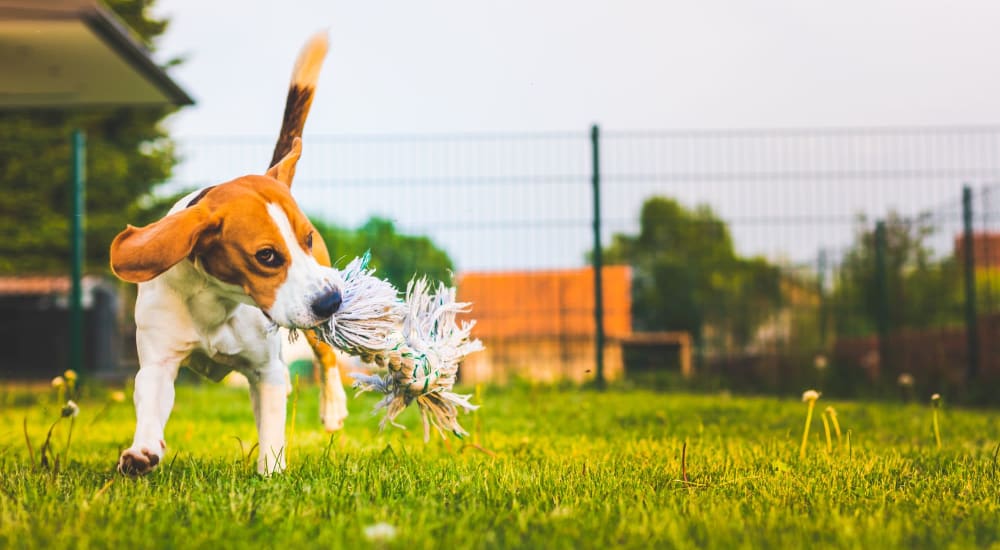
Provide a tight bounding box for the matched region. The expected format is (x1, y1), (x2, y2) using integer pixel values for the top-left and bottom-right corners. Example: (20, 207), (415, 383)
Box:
(311, 253), (483, 440)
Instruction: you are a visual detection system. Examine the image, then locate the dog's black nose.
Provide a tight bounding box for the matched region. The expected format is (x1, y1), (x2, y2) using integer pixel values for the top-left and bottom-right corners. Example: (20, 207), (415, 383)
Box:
(311, 288), (342, 318)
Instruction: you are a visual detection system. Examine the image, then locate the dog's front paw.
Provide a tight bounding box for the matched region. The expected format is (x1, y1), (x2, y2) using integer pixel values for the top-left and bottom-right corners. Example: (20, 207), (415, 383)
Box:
(320, 368), (349, 432)
(118, 441), (165, 476)
(321, 400), (348, 432)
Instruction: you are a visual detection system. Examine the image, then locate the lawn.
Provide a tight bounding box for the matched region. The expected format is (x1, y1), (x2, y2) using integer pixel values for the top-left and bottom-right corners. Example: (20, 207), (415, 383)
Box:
(1, 381), (998, 549)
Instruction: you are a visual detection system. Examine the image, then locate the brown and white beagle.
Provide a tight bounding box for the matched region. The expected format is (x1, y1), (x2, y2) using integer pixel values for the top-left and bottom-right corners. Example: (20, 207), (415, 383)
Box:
(110, 32), (347, 475)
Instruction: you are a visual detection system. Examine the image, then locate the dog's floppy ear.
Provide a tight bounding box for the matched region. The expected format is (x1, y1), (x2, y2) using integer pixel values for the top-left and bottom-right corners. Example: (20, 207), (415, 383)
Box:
(265, 137), (302, 187)
(110, 205), (217, 283)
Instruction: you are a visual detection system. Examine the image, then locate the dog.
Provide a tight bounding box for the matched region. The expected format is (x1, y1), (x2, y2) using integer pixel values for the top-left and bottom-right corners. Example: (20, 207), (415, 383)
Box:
(109, 32), (348, 476)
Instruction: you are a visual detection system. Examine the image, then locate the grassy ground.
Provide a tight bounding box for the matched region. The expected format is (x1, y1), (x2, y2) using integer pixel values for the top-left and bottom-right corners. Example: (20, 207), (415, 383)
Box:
(1, 381), (998, 549)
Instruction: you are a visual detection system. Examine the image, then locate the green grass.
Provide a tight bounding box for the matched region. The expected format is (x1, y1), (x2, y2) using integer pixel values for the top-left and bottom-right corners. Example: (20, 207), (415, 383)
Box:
(1, 382), (999, 549)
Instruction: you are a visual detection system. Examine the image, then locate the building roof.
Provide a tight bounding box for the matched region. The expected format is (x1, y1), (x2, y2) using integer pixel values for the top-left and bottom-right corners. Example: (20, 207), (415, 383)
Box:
(955, 232), (1000, 269)
(456, 266), (632, 339)
(0, 0), (194, 108)
(0, 275), (103, 295)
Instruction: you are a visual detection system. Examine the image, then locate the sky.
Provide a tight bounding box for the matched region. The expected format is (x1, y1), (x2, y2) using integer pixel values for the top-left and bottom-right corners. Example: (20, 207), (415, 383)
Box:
(151, 0), (1000, 136)
(146, 1), (1000, 270)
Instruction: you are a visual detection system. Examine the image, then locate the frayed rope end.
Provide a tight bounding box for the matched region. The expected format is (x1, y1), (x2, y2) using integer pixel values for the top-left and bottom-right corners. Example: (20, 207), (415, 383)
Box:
(344, 273), (484, 441)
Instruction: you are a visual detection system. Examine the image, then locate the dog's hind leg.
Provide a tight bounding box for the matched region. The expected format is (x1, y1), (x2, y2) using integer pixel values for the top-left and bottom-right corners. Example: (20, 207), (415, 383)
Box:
(305, 331), (349, 432)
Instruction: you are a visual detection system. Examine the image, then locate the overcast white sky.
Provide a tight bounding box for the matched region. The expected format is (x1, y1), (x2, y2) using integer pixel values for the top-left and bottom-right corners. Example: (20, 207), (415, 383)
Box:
(152, 0), (1000, 136)
(147, 1), (1000, 270)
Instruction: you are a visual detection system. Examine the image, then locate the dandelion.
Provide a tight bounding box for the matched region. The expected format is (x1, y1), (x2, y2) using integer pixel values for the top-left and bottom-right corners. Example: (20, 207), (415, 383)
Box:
(37, 400), (81, 471)
(813, 355), (828, 371)
(63, 370), (77, 388)
(61, 400), (79, 418)
(897, 373), (915, 403)
(800, 390), (820, 458)
(363, 522), (397, 543)
(931, 393), (942, 449)
(63, 369), (78, 398)
(110, 391), (126, 403)
(821, 409), (833, 453)
(61, 400), (79, 463)
(550, 506), (574, 519)
(825, 406), (842, 448)
(51, 375), (66, 406)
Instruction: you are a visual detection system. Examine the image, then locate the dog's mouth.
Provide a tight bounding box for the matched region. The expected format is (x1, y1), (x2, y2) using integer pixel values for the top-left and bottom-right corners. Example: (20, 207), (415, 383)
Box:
(261, 308), (333, 331)
(259, 268), (344, 330)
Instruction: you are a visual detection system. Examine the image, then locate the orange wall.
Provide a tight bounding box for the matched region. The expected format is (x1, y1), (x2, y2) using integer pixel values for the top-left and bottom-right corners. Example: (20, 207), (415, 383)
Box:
(456, 266), (632, 339)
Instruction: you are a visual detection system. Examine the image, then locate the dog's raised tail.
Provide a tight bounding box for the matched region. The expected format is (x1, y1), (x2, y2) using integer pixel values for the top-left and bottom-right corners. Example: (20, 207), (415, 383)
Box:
(270, 31), (329, 167)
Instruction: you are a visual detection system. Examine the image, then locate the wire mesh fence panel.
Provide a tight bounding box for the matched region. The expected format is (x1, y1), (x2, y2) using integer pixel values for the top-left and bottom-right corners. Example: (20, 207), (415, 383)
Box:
(172, 133), (592, 272)
(167, 126), (1000, 397)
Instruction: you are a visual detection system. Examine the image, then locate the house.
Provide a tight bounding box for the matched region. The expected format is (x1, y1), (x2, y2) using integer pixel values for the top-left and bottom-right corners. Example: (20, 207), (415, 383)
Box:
(0, 0), (194, 108)
(0, 276), (120, 379)
(0, 0), (192, 378)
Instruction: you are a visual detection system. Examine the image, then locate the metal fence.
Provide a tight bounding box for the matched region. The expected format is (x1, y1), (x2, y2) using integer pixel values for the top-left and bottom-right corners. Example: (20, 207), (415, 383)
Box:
(169, 125), (1000, 400)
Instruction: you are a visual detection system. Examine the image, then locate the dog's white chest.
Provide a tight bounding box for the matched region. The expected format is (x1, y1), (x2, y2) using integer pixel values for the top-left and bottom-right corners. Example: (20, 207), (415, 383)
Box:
(137, 262), (278, 383)
(202, 316), (243, 356)
(188, 288), (233, 330)
(189, 303), (273, 379)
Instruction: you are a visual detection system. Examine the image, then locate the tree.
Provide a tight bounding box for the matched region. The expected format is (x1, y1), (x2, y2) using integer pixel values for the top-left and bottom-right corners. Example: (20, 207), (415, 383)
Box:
(0, 0), (179, 275)
(312, 217), (454, 289)
(603, 197), (782, 351)
(831, 213), (963, 337)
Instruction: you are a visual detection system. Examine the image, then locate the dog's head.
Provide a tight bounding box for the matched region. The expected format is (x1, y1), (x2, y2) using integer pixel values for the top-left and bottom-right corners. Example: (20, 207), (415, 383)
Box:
(110, 138), (342, 329)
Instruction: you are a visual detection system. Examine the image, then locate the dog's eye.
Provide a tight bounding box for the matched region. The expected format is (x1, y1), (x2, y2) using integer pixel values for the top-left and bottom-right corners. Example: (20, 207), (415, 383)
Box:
(305, 232), (313, 250)
(255, 248), (283, 267)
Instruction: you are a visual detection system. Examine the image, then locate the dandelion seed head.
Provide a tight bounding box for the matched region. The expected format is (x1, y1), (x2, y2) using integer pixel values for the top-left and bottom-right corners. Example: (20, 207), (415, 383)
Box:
(363, 522), (397, 542)
(550, 505), (574, 519)
(61, 400), (80, 418)
(813, 355), (828, 370)
(802, 389), (821, 403)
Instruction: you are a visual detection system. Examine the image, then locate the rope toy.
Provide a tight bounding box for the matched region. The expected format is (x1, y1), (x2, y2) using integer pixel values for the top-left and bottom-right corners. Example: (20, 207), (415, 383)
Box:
(310, 251), (403, 356)
(308, 252), (484, 440)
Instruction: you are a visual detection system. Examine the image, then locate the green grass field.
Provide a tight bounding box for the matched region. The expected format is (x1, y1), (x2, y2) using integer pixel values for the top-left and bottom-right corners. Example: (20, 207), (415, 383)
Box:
(1, 382), (998, 549)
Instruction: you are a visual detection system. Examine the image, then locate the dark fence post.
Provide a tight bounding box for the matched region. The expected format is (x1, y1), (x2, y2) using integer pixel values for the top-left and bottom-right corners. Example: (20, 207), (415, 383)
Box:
(817, 247), (828, 348)
(874, 220), (890, 379)
(70, 129), (86, 375)
(962, 185), (980, 384)
(591, 124), (605, 389)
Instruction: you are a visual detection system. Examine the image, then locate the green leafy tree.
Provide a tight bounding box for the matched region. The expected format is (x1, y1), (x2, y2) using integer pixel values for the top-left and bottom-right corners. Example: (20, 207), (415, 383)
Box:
(831, 213), (963, 336)
(603, 197), (782, 351)
(0, 0), (179, 274)
(312, 217), (454, 289)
